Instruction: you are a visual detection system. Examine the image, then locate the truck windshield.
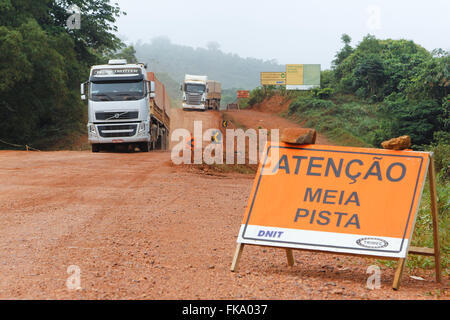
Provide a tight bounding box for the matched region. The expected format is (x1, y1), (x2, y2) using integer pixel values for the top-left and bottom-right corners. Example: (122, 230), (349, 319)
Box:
(185, 84), (206, 94)
(90, 81), (145, 101)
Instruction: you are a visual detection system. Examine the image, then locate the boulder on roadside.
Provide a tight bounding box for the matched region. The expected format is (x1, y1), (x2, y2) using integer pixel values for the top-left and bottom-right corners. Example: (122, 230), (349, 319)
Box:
(381, 135), (411, 150)
(281, 128), (317, 145)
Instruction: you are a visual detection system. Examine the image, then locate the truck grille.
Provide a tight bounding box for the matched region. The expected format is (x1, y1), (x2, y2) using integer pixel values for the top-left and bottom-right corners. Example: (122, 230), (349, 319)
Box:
(97, 124), (138, 138)
(186, 94), (202, 106)
(96, 111), (139, 121)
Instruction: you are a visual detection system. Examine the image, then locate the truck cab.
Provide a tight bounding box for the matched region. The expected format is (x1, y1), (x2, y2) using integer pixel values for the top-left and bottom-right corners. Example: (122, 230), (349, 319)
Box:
(182, 75), (208, 111)
(81, 60), (169, 153)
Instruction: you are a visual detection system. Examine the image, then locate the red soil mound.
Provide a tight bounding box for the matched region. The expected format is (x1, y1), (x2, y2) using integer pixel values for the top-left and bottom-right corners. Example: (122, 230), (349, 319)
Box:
(252, 95), (291, 114)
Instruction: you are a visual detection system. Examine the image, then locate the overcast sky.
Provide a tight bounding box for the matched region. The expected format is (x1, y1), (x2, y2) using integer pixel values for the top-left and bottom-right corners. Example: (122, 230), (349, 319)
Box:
(115, 0), (449, 69)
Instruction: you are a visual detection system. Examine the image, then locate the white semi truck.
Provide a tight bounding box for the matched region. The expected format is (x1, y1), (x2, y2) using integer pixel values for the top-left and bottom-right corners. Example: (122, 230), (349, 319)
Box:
(81, 59), (170, 153)
(181, 75), (222, 111)
(182, 74), (208, 111)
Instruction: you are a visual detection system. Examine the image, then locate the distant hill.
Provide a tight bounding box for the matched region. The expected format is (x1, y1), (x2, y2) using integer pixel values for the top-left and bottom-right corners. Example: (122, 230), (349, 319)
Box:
(134, 37), (283, 90)
(154, 72), (182, 107)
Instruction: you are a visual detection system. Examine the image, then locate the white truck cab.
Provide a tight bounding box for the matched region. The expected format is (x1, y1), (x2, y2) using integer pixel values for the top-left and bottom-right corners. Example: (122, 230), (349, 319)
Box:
(182, 74), (208, 111)
(81, 59), (168, 152)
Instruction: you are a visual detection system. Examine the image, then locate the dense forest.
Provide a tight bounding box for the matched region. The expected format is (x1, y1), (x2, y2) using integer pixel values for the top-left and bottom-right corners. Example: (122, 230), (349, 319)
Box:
(134, 37), (283, 90)
(0, 0), (132, 149)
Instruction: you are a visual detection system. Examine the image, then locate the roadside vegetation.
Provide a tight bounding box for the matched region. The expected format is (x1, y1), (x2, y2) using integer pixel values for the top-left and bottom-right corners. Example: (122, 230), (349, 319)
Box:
(0, 0), (138, 150)
(247, 34), (449, 274)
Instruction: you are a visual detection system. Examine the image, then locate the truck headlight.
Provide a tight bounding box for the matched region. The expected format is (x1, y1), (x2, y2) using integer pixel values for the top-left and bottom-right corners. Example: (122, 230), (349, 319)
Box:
(89, 125), (97, 136)
(139, 123), (146, 133)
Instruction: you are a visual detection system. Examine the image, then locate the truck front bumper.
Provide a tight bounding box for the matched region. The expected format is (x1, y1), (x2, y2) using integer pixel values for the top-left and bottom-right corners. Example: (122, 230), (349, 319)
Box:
(88, 122), (150, 144)
(182, 103), (206, 110)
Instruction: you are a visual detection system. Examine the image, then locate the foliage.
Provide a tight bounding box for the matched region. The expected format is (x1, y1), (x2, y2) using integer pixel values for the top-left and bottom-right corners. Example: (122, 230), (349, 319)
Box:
(332, 34), (354, 69)
(247, 87), (267, 106)
(0, 0), (125, 149)
(286, 96), (376, 147)
(430, 132), (450, 182)
(106, 45), (139, 64)
(376, 93), (444, 147)
(311, 87), (334, 99)
(320, 34), (449, 147)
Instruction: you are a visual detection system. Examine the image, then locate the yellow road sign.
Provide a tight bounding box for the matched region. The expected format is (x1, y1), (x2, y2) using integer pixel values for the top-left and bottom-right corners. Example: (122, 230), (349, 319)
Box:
(286, 64), (304, 85)
(261, 72), (286, 86)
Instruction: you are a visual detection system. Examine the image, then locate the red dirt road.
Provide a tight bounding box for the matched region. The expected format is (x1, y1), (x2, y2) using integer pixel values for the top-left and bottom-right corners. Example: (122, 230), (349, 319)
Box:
(0, 109), (447, 300)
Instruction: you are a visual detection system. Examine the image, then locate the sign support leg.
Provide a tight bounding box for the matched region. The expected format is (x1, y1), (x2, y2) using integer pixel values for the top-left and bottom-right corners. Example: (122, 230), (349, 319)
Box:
(285, 249), (295, 267)
(231, 243), (245, 272)
(429, 155), (442, 283)
(393, 258), (406, 290)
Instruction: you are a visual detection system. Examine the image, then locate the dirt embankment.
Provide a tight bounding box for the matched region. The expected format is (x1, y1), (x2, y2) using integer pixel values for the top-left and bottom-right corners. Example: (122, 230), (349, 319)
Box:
(251, 95), (293, 114)
(224, 95), (332, 146)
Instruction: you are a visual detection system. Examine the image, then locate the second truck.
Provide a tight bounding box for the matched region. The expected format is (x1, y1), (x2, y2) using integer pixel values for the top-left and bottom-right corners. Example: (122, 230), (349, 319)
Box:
(182, 74), (221, 111)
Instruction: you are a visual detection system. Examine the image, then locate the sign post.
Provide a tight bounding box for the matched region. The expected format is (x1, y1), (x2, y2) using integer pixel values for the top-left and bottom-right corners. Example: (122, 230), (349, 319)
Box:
(237, 90), (250, 99)
(236, 91), (250, 111)
(231, 142), (441, 290)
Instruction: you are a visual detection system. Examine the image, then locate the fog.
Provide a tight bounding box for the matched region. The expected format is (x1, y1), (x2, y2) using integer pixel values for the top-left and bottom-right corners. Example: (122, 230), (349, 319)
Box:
(115, 0), (449, 69)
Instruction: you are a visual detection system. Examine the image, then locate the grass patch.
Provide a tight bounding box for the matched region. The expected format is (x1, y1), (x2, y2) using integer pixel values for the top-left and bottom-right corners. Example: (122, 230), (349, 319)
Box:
(283, 97), (377, 147)
(408, 179), (449, 275)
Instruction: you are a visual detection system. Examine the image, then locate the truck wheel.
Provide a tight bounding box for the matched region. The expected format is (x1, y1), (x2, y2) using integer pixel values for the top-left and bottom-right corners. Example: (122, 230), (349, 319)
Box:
(92, 144), (100, 153)
(140, 142), (150, 153)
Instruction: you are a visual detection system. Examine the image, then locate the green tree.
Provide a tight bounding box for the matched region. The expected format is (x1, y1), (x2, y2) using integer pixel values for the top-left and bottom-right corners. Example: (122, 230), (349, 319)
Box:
(106, 45), (138, 64)
(353, 54), (385, 99)
(0, 0), (125, 149)
(332, 34), (353, 68)
(406, 50), (449, 101)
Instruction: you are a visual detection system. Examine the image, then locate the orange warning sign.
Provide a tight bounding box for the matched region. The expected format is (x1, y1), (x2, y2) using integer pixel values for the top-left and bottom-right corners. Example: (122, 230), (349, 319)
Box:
(237, 142), (430, 258)
(237, 90), (250, 99)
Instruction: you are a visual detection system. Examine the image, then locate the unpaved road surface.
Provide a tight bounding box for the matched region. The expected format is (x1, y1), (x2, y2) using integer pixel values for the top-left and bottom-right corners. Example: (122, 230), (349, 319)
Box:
(169, 108), (222, 149)
(0, 109), (447, 300)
